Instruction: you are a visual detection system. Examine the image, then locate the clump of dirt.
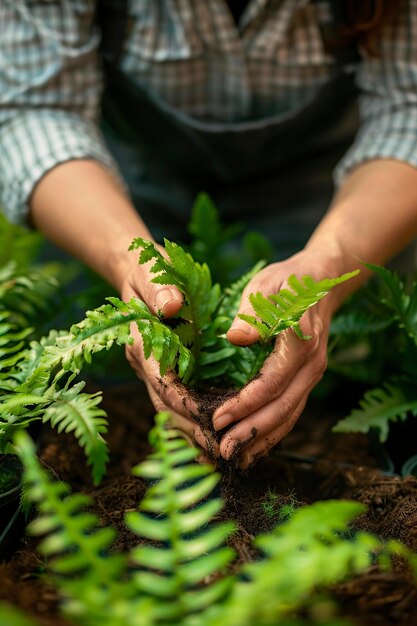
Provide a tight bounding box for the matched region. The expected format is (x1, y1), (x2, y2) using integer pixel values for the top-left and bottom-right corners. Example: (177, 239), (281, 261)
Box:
(192, 386), (238, 440)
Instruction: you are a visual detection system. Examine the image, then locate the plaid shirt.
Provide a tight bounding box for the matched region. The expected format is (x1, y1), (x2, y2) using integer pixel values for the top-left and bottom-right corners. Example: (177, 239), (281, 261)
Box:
(1, 0), (417, 223)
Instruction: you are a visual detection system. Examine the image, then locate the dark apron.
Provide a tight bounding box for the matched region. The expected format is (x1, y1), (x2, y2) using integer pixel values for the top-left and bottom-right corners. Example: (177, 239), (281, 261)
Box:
(101, 4), (359, 260)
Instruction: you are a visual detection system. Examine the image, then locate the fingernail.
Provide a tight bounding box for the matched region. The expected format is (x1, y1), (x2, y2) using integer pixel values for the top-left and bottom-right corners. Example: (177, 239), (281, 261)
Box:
(230, 321), (253, 336)
(222, 440), (236, 460)
(155, 289), (176, 312)
(214, 413), (233, 431)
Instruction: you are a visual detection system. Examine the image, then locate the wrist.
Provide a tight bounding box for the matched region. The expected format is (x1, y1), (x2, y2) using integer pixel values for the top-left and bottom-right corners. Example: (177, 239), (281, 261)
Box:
(106, 233), (156, 293)
(301, 240), (362, 314)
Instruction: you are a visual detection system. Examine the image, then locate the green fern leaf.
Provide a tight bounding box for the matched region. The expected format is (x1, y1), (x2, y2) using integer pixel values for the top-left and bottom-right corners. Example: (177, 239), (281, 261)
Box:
(130, 238), (222, 374)
(22, 297), (193, 384)
(39, 297), (148, 374)
(172, 321), (195, 346)
(364, 263), (417, 345)
(330, 310), (395, 335)
(333, 383), (417, 442)
(42, 383), (108, 485)
(0, 604), (40, 626)
(14, 432), (128, 615)
(186, 192), (244, 285)
(240, 271), (359, 343)
(137, 316), (194, 381)
(126, 412), (235, 623)
(187, 192), (241, 255)
(219, 260), (266, 320)
(12, 331), (67, 390)
(0, 212), (43, 268)
(216, 501), (389, 626)
(0, 262), (60, 325)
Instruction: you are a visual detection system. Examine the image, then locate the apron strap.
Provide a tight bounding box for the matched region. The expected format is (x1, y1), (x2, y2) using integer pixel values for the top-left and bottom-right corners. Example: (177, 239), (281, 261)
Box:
(96, 0), (130, 66)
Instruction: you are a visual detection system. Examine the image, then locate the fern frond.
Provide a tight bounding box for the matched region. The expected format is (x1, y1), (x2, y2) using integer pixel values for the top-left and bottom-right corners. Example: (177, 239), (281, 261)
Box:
(330, 310), (395, 336)
(0, 312), (33, 376)
(129, 238), (221, 373)
(11, 331), (67, 390)
(240, 271), (359, 343)
(172, 321), (195, 346)
(0, 604), (41, 626)
(37, 297), (145, 373)
(193, 313), (241, 386)
(219, 261), (265, 320)
(137, 315), (194, 382)
(187, 193), (241, 253)
(364, 263), (417, 345)
(14, 432), (129, 620)
(0, 212), (43, 268)
(126, 412), (235, 623)
(186, 192), (244, 285)
(333, 383), (417, 442)
(186, 193), (272, 286)
(42, 383), (108, 485)
(0, 261), (60, 325)
(0, 381), (108, 484)
(131, 238), (220, 328)
(213, 500), (391, 626)
(23, 297), (193, 384)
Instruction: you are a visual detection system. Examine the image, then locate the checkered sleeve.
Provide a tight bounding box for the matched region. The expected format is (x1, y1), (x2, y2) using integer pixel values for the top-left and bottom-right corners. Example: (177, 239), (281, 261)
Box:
(334, 0), (417, 186)
(0, 0), (119, 224)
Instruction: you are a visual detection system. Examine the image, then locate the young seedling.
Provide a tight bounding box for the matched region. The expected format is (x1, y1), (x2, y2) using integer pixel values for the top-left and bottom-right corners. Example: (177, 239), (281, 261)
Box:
(260, 488), (300, 524)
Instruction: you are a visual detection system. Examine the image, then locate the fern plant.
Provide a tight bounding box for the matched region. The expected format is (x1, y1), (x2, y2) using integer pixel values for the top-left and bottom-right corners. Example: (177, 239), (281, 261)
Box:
(331, 263), (417, 446)
(0, 212), (43, 269)
(0, 197), (357, 481)
(127, 236), (357, 388)
(4, 226), (356, 474)
(186, 192), (272, 286)
(12, 414), (235, 626)
(3, 413), (416, 626)
(0, 218), (110, 484)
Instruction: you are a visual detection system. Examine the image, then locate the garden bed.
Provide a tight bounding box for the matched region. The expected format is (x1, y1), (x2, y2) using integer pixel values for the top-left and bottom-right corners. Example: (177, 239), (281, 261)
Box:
(1, 381), (417, 626)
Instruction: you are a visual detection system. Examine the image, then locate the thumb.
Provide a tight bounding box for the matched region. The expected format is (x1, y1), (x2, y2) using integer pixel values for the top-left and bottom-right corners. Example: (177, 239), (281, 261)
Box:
(145, 281), (184, 318)
(150, 284), (183, 317)
(129, 241), (183, 317)
(227, 295), (260, 347)
(129, 255), (184, 317)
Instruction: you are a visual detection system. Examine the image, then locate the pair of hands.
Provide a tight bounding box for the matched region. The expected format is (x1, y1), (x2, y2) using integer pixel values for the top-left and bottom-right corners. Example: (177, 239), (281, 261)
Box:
(122, 246), (337, 469)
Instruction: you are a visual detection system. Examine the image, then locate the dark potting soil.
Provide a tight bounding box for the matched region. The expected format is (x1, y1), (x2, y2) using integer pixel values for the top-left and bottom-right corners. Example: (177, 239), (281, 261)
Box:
(1, 381), (417, 626)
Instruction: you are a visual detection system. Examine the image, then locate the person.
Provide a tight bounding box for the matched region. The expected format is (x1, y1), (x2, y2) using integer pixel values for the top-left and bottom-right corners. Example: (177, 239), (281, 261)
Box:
(1, 0), (417, 468)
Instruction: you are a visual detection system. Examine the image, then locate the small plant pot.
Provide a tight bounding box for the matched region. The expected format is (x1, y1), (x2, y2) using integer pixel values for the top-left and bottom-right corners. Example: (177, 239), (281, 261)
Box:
(0, 455), (25, 561)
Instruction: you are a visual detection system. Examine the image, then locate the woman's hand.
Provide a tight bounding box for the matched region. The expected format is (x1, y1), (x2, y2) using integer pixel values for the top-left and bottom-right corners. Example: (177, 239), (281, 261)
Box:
(212, 249), (346, 469)
(121, 246), (220, 457)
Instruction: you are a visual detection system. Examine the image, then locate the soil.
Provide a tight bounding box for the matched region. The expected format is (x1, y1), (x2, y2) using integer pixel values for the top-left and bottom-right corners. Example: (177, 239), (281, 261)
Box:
(1, 380), (417, 626)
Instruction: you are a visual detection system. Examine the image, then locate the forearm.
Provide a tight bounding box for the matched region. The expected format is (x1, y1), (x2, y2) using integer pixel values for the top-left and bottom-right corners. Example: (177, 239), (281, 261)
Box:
(306, 159), (417, 309)
(30, 160), (154, 291)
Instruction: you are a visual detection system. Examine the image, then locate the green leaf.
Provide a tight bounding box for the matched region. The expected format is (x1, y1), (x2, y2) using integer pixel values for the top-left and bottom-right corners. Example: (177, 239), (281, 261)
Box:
(130, 237), (221, 375)
(240, 271), (359, 343)
(363, 262), (417, 345)
(0, 604), (40, 626)
(42, 384), (109, 485)
(127, 412), (235, 623)
(14, 431), (128, 612)
(333, 383), (417, 442)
